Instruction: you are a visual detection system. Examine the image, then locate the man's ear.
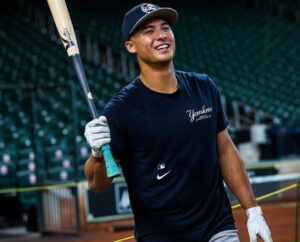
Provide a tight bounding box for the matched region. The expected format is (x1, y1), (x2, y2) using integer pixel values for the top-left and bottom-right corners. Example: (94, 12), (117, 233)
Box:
(125, 40), (136, 54)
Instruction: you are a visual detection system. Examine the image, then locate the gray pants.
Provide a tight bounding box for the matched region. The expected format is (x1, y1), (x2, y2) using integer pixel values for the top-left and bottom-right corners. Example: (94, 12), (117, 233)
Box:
(208, 230), (240, 242)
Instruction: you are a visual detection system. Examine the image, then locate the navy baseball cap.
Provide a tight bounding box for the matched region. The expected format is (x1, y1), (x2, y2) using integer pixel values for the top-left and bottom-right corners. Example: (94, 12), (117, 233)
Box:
(122, 3), (178, 41)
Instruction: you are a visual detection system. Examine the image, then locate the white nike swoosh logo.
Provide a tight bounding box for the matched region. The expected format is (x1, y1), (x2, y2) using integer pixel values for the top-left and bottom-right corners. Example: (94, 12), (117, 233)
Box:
(157, 170), (172, 180)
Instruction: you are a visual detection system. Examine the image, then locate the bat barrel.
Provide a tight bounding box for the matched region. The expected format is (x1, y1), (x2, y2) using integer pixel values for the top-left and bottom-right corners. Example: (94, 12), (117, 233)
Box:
(47, 0), (79, 56)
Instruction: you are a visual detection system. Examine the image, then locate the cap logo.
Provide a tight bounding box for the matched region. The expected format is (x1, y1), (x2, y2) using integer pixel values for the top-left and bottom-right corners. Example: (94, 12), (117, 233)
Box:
(141, 3), (158, 14)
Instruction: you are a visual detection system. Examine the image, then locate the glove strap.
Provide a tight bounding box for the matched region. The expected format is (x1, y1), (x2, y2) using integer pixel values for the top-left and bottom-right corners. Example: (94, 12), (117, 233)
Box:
(246, 206), (262, 218)
(92, 149), (102, 158)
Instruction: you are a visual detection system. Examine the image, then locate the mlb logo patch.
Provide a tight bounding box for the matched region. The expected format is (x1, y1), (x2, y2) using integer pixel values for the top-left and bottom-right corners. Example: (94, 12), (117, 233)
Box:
(157, 163), (166, 170)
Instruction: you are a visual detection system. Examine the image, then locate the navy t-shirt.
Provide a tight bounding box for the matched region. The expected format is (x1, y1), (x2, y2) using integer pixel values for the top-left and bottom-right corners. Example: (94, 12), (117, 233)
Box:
(102, 71), (235, 241)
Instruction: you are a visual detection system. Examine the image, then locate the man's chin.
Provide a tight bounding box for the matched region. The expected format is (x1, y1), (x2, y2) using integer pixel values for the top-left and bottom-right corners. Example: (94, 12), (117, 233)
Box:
(153, 59), (173, 66)
(155, 55), (174, 64)
(141, 55), (174, 67)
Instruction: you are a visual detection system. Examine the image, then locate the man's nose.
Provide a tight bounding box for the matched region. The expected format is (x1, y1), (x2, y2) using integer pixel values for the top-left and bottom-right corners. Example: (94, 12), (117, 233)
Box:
(155, 30), (167, 40)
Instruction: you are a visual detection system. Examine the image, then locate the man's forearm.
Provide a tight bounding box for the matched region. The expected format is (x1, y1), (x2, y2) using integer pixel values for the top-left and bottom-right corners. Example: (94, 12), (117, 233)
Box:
(219, 151), (257, 209)
(85, 154), (112, 193)
(217, 130), (257, 209)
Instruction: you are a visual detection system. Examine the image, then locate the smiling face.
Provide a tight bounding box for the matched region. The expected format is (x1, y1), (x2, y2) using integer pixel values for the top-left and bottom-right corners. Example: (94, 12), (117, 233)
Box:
(125, 18), (176, 67)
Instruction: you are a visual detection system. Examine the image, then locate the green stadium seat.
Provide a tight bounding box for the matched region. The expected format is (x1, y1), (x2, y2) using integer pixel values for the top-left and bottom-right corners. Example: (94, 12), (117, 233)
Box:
(18, 148), (36, 161)
(17, 171), (37, 187)
(17, 159), (36, 173)
(47, 167), (74, 182)
(48, 156), (74, 169)
(0, 162), (17, 188)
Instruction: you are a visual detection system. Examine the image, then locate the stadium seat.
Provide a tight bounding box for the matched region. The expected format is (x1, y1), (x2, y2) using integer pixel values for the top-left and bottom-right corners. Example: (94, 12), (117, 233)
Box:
(47, 167), (74, 182)
(17, 159), (36, 173)
(0, 162), (17, 188)
(17, 171), (37, 187)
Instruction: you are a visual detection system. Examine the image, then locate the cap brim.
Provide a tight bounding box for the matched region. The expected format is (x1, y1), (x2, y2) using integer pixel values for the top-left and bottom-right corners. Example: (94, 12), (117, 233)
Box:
(129, 8), (178, 38)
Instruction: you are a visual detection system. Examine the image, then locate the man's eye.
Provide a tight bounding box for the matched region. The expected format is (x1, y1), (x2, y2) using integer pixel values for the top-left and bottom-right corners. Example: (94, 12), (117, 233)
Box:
(144, 30), (153, 35)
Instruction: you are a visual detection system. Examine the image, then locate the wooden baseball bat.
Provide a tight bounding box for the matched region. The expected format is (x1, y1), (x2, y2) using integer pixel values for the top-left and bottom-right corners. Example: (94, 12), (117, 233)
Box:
(47, 0), (121, 178)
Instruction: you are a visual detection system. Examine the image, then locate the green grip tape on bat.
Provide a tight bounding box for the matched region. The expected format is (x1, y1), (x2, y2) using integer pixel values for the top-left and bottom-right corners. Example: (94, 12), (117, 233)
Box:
(101, 144), (121, 178)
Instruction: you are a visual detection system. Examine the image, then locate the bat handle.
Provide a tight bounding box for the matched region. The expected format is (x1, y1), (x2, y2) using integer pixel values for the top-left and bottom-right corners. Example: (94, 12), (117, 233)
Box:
(101, 144), (121, 178)
(70, 55), (121, 178)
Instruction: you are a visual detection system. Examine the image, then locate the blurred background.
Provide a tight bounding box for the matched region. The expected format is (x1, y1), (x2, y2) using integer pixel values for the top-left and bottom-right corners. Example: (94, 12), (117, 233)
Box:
(0, 0), (299, 241)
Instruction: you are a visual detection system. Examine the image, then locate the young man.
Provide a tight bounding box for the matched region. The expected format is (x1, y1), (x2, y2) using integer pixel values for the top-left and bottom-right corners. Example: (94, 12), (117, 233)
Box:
(84, 3), (273, 242)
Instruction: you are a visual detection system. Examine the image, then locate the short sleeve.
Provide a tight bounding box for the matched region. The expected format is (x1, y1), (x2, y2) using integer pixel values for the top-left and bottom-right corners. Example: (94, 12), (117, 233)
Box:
(102, 102), (129, 161)
(207, 76), (228, 133)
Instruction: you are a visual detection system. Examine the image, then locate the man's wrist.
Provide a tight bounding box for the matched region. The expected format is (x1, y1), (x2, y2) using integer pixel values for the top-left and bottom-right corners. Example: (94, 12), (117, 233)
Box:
(92, 148), (103, 158)
(246, 206), (262, 218)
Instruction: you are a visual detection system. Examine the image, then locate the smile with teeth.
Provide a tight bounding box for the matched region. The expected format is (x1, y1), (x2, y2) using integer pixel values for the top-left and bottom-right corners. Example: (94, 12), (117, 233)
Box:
(156, 44), (169, 50)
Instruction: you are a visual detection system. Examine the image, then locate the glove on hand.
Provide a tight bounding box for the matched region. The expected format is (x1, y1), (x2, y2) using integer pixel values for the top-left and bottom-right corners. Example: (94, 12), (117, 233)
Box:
(246, 206), (273, 242)
(84, 116), (111, 157)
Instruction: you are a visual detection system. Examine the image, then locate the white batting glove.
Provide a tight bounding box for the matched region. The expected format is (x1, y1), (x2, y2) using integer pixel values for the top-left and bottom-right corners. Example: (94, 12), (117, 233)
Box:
(84, 116), (111, 158)
(246, 206), (273, 242)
